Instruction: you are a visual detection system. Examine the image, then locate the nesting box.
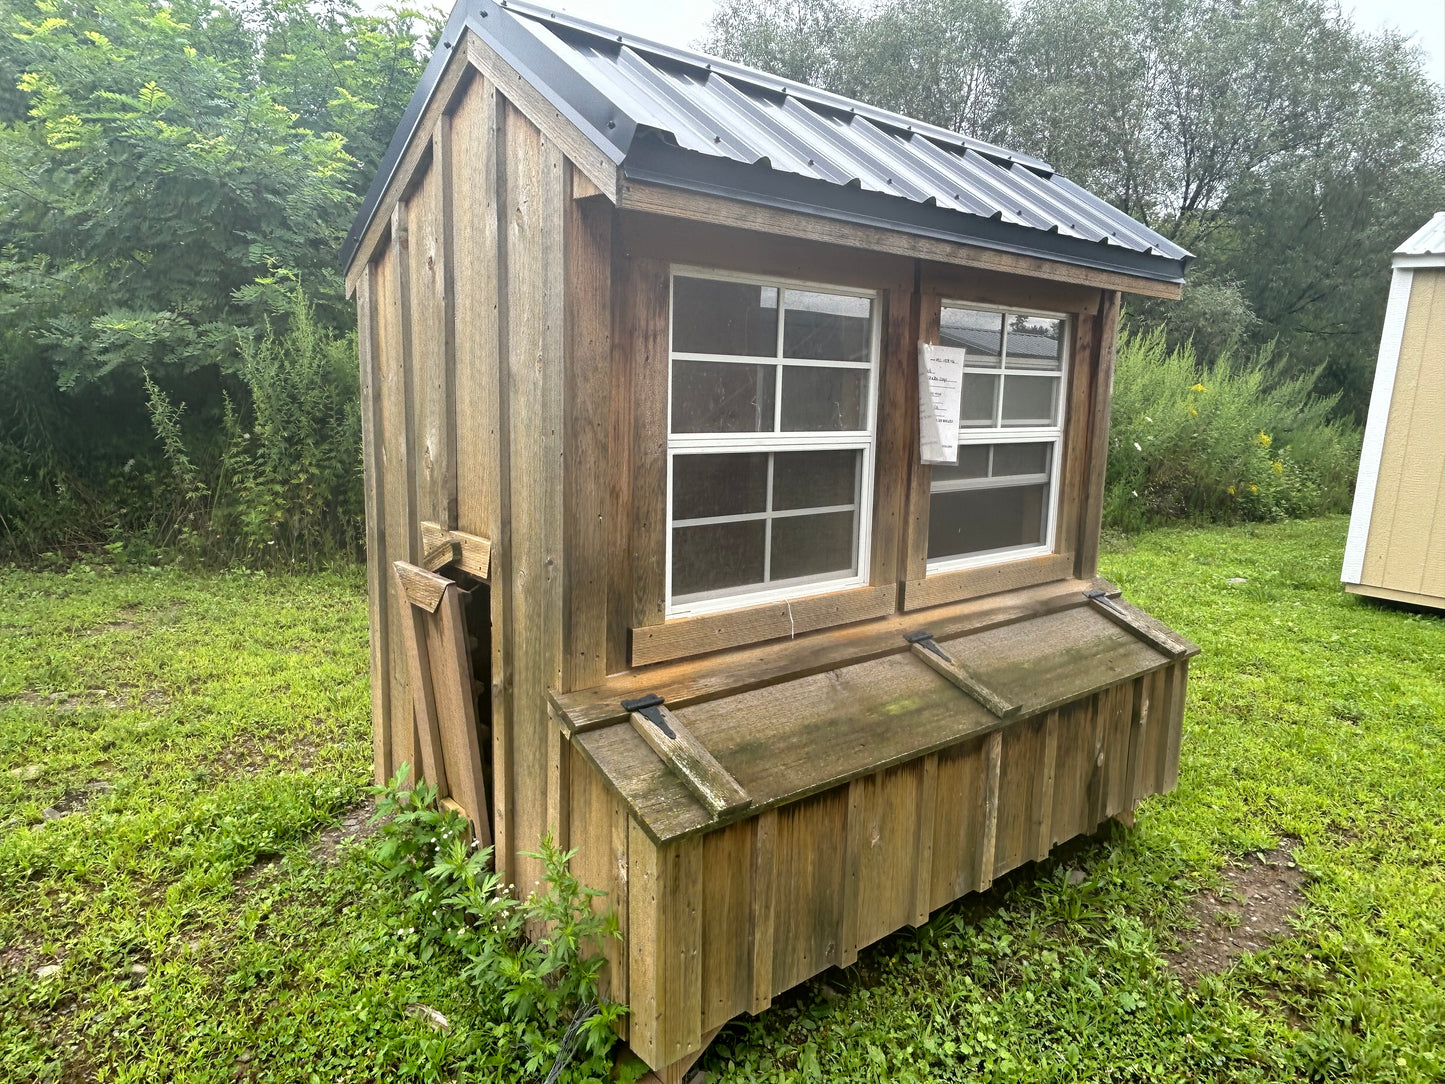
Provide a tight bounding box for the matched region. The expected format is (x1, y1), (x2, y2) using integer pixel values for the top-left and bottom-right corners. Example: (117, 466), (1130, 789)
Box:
(1342, 212), (1445, 610)
(342, 2), (1198, 1077)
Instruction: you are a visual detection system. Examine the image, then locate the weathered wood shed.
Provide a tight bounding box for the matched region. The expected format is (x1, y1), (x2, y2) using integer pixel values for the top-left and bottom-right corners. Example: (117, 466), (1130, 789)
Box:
(1342, 212), (1445, 611)
(342, 2), (1197, 1077)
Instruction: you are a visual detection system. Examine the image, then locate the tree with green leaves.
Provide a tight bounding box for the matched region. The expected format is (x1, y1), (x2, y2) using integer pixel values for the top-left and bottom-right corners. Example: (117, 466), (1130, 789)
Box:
(703, 0), (1445, 417)
(0, 0), (433, 561)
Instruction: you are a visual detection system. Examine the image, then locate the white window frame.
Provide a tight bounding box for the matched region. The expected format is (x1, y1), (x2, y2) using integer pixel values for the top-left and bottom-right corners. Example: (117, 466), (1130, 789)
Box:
(665, 266), (882, 618)
(927, 301), (1070, 575)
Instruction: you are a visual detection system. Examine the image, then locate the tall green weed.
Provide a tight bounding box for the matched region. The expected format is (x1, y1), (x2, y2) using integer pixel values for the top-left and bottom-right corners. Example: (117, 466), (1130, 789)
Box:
(142, 288), (363, 567)
(369, 771), (627, 1083)
(1104, 328), (1361, 532)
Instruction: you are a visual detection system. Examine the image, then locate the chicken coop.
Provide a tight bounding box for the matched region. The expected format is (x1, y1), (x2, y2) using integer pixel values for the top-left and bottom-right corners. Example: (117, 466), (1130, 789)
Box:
(341, 1), (1197, 1079)
(1342, 212), (1445, 611)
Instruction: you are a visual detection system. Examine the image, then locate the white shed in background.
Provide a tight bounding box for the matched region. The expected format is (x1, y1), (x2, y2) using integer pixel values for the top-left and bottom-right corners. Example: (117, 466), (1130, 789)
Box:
(1342, 212), (1445, 610)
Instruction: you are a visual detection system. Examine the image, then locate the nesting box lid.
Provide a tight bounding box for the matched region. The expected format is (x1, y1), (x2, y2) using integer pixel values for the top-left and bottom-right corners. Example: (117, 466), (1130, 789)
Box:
(552, 584), (1198, 843)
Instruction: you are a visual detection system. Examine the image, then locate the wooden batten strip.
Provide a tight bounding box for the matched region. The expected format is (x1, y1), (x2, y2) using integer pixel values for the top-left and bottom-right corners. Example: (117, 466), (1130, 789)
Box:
(977, 730), (1003, 891)
(546, 707), (571, 850)
(357, 266), (392, 784)
(1085, 592), (1192, 659)
(434, 114), (460, 531)
(909, 640), (1020, 719)
(628, 820), (661, 1063)
(627, 704), (751, 818)
(345, 48), (474, 294)
(394, 561), (450, 613)
(1076, 290), (1122, 577)
(1034, 710), (1060, 861)
(1125, 675), (1151, 810)
(1163, 659), (1187, 791)
(464, 34), (619, 203)
(748, 809), (777, 1015)
(911, 753), (939, 927)
(839, 780), (864, 967)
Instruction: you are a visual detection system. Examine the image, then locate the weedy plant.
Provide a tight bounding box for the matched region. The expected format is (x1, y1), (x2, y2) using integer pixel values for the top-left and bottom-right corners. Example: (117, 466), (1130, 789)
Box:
(369, 769), (628, 1083)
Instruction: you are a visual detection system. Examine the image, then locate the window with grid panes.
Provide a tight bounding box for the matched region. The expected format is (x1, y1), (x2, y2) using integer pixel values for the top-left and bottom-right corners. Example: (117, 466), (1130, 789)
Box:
(666, 270), (879, 615)
(927, 303), (1067, 569)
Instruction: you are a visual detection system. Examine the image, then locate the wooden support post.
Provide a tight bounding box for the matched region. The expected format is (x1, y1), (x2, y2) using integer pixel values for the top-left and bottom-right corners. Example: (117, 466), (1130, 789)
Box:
(978, 730), (1003, 891)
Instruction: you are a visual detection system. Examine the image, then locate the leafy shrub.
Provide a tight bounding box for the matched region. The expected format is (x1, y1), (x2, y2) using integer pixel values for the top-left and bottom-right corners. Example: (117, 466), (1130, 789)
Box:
(1104, 328), (1362, 532)
(141, 288), (363, 567)
(370, 769), (626, 1083)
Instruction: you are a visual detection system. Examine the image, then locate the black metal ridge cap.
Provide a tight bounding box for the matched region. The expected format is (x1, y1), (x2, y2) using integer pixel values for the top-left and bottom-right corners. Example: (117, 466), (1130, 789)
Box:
(622, 142), (1189, 285)
(341, 0), (639, 273)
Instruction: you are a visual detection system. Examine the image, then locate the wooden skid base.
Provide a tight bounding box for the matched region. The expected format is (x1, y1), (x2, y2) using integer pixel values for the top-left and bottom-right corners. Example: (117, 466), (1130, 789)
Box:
(571, 660), (1188, 1074)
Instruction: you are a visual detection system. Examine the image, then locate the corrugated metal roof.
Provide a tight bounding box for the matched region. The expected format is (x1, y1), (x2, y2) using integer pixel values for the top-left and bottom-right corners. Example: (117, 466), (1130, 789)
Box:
(341, 0), (1191, 284)
(1394, 212), (1445, 266)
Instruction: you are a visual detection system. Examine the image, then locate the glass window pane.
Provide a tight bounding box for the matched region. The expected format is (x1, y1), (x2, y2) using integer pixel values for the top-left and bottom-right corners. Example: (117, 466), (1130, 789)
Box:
(962, 373), (999, 427)
(992, 442), (1051, 477)
(771, 511), (856, 581)
(672, 453), (768, 521)
(773, 449), (858, 511)
(940, 306), (1003, 366)
(1005, 315), (1063, 370)
(783, 291), (871, 362)
(928, 484), (1049, 560)
(671, 360), (776, 434)
(673, 276), (778, 357)
(931, 444), (990, 482)
(1001, 375), (1059, 426)
(672, 520), (766, 598)
(780, 366), (867, 431)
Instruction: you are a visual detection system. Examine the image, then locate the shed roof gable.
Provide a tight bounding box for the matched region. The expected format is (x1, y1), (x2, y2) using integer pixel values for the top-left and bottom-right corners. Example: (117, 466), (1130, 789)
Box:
(341, 0), (1191, 286)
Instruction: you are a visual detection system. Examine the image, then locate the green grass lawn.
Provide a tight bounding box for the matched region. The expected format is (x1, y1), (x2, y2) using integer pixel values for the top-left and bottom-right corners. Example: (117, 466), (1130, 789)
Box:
(2, 516), (1443, 1082)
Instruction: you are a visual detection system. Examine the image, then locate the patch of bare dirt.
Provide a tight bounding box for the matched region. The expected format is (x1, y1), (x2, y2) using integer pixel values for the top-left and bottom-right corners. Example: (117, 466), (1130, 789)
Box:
(0, 687), (171, 711)
(41, 781), (114, 821)
(1167, 846), (1306, 982)
(0, 941), (42, 975)
(206, 733), (323, 780)
(311, 800), (379, 864)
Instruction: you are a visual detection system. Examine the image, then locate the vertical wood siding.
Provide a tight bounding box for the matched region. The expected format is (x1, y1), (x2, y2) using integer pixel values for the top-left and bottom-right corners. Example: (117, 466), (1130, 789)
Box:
(596, 662), (1188, 1073)
(361, 64), (585, 884)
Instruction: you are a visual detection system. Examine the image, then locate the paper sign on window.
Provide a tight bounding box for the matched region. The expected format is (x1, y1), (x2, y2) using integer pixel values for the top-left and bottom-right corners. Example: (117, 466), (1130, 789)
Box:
(918, 343), (967, 464)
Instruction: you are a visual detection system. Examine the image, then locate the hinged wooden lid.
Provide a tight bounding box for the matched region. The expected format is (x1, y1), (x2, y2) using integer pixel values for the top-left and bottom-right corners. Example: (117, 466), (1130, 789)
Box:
(558, 598), (1197, 844)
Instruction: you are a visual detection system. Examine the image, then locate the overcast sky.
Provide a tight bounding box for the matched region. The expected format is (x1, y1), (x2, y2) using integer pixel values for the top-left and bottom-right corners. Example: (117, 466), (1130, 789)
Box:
(388, 0), (1445, 84)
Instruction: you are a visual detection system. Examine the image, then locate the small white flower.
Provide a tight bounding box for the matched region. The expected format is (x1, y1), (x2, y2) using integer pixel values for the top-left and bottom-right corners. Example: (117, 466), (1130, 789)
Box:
(1132, 490), (1139, 498)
